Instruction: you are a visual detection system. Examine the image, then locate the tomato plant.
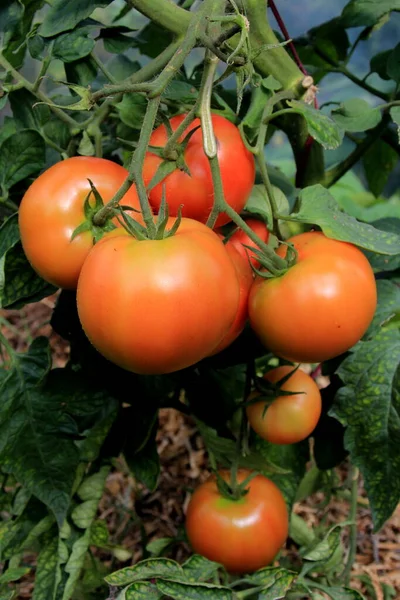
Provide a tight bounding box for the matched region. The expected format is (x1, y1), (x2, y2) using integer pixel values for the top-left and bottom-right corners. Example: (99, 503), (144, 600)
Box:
(18, 157), (141, 289)
(77, 219), (240, 374)
(247, 366), (322, 445)
(185, 470), (289, 573)
(249, 232), (378, 363)
(143, 114), (255, 227)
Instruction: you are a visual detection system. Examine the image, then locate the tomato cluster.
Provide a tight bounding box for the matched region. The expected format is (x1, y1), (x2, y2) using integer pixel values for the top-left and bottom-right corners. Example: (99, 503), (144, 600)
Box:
(18, 113), (378, 575)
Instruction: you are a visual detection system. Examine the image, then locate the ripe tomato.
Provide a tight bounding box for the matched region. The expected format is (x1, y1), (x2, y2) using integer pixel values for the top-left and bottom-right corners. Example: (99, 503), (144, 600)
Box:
(77, 219), (240, 374)
(249, 231), (377, 363)
(247, 366), (322, 445)
(185, 470), (288, 573)
(19, 157), (140, 289)
(210, 239), (253, 355)
(143, 114), (255, 227)
(228, 218), (270, 268)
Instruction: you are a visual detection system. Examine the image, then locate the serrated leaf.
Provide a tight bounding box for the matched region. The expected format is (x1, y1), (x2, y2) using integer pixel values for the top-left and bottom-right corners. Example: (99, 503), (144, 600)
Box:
(0, 129), (45, 190)
(32, 531), (64, 600)
(362, 139), (398, 197)
(182, 555), (220, 583)
(341, 0), (400, 27)
(365, 280), (400, 338)
(64, 55), (97, 86)
(105, 558), (185, 587)
(9, 88), (50, 130)
(331, 99), (381, 132)
(303, 526), (342, 563)
(366, 218), (400, 272)
(286, 101), (344, 149)
(40, 0), (109, 37)
(0, 567), (30, 584)
(156, 579), (233, 600)
(257, 571), (297, 599)
(52, 26), (95, 63)
(77, 131), (95, 156)
(125, 581), (162, 600)
(287, 185), (400, 254)
(331, 329), (400, 530)
(253, 437), (309, 509)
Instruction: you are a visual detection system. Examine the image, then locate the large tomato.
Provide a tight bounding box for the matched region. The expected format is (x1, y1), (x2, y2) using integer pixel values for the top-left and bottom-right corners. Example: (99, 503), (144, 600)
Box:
(185, 470), (288, 573)
(77, 219), (240, 374)
(249, 231), (377, 363)
(227, 218), (270, 268)
(247, 366), (322, 445)
(210, 239), (253, 355)
(19, 157), (140, 289)
(142, 114), (255, 227)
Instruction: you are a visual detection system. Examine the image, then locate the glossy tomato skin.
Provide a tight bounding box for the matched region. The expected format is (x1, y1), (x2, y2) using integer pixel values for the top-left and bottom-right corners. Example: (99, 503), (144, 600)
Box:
(249, 231), (377, 363)
(19, 157), (140, 289)
(143, 114), (255, 227)
(210, 239), (253, 355)
(186, 470), (288, 574)
(228, 219), (270, 268)
(247, 366), (322, 445)
(77, 218), (240, 374)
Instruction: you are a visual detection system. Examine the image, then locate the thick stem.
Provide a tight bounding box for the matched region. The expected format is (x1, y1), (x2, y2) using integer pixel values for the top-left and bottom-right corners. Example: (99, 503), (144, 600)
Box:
(163, 105), (198, 158)
(126, 0), (191, 36)
(324, 116), (389, 187)
(343, 466), (359, 586)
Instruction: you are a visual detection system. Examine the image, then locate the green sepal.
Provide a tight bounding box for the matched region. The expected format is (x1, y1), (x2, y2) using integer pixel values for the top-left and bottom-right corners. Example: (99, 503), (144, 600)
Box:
(164, 206), (183, 238)
(71, 180), (118, 244)
(70, 220), (91, 242)
(155, 187), (170, 239)
(117, 210), (148, 240)
(146, 159), (177, 192)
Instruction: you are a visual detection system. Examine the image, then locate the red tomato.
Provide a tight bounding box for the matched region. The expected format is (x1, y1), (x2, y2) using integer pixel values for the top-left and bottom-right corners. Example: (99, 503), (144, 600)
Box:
(210, 238), (253, 354)
(143, 114), (255, 227)
(77, 219), (240, 374)
(247, 366), (322, 444)
(228, 219), (270, 268)
(19, 157), (140, 289)
(186, 470), (288, 573)
(249, 231), (377, 363)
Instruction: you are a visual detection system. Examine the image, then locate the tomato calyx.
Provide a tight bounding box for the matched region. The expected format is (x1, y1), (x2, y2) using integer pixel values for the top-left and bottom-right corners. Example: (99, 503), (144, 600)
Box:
(215, 469), (257, 502)
(118, 193), (183, 241)
(71, 179), (129, 243)
(146, 126), (201, 192)
(246, 239), (297, 279)
(246, 366), (302, 416)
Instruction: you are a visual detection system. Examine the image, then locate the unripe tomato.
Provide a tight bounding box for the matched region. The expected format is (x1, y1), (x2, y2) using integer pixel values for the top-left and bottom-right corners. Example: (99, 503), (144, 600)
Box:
(247, 366), (322, 444)
(143, 114), (255, 227)
(77, 219), (240, 374)
(249, 231), (377, 363)
(210, 239), (253, 355)
(186, 470), (288, 573)
(19, 157), (140, 289)
(228, 218), (270, 268)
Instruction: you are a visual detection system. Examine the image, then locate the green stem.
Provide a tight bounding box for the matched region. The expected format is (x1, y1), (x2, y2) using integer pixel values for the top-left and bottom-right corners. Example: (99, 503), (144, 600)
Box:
(342, 466), (359, 586)
(255, 153), (281, 237)
(0, 52), (82, 132)
(236, 586), (267, 599)
(90, 52), (118, 84)
(263, 107), (298, 124)
(163, 105), (198, 158)
(0, 198), (19, 211)
(126, 0), (191, 36)
(324, 116), (389, 187)
(32, 52), (52, 92)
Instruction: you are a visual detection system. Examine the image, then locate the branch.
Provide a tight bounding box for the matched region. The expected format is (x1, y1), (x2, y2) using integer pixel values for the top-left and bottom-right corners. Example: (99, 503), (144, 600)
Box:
(126, 0), (190, 36)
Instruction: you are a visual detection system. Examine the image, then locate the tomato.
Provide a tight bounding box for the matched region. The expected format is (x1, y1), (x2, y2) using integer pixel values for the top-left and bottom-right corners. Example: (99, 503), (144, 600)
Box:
(19, 157), (140, 289)
(143, 114), (255, 227)
(247, 366), (322, 445)
(228, 218), (270, 268)
(249, 231), (377, 363)
(77, 218), (240, 374)
(185, 470), (288, 573)
(210, 239), (253, 354)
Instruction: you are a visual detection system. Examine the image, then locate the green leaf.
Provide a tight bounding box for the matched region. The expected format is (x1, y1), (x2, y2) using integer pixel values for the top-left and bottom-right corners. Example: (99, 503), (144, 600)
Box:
(0, 129), (45, 191)
(9, 88), (50, 130)
(106, 55), (141, 81)
(40, 0), (109, 37)
(244, 185), (289, 229)
(331, 99), (381, 132)
(163, 80), (198, 103)
(331, 329), (400, 530)
(341, 0), (400, 27)
(105, 558), (185, 587)
(32, 531), (64, 600)
(156, 579), (233, 600)
(314, 585), (366, 599)
(0, 0), (23, 48)
(52, 26), (95, 63)
(308, 18), (350, 64)
(133, 22), (173, 59)
(125, 432), (160, 492)
(125, 581), (163, 600)
(370, 50), (392, 81)
(0, 117), (17, 147)
(386, 43), (400, 82)
(362, 139), (398, 197)
(287, 185), (400, 255)
(182, 556), (220, 583)
(146, 537), (174, 557)
(390, 106), (400, 142)
(99, 27), (134, 54)
(257, 571), (297, 599)
(0, 214), (56, 309)
(77, 131), (95, 156)
(365, 280), (400, 338)
(0, 567), (30, 584)
(253, 437), (309, 509)
(64, 55), (98, 86)
(116, 93), (147, 130)
(286, 100), (344, 149)
(366, 219), (400, 272)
